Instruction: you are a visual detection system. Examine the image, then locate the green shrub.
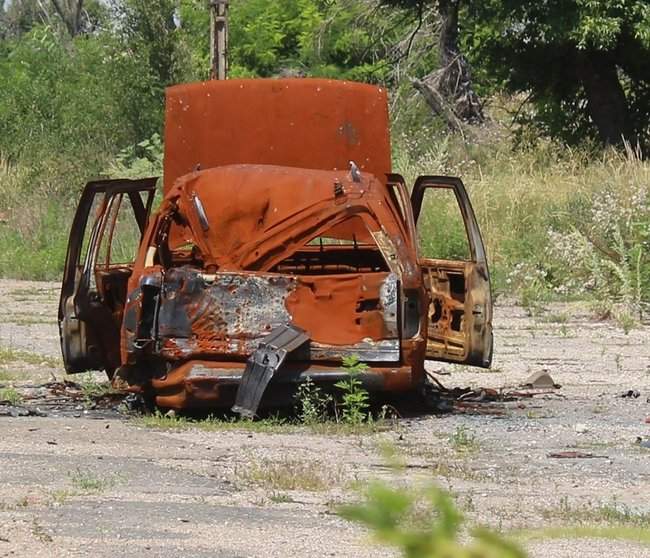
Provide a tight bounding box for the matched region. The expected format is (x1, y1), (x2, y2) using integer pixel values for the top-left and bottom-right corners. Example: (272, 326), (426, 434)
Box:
(295, 377), (333, 425)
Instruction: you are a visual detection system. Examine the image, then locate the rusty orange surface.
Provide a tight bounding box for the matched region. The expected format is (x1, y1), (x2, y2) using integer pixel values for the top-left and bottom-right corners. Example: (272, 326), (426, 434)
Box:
(163, 79), (392, 193)
(161, 164), (418, 275)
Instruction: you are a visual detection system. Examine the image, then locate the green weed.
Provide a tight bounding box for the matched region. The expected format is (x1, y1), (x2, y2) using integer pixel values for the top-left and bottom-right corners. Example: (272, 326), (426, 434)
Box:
(0, 387), (23, 406)
(295, 376), (332, 425)
(334, 356), (370, 425)
(68, 469), (116, 494)
(449, 426), (479, 453)
(50, 489), (74, 506)
(269, 492), (296, 504)
(76, 373), (118, 404)
(539, 312), (569, 324)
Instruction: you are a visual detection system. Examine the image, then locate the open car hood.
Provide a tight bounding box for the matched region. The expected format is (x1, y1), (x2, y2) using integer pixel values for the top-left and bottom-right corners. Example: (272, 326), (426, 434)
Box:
(163, 78), (392, 193)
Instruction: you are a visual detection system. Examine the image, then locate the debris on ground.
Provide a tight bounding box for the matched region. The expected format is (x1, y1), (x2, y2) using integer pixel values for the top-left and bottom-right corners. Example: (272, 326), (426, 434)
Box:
(522, 370), (560, 390)
(0, 405), (47, 418)
(0, 381), (123, 419)
(621, 389), (641, 398)
(423, 377), (562, 416)
(635, 437), (650, 449)
(3, 374), (568, 421)
(548, 451), (608, 459)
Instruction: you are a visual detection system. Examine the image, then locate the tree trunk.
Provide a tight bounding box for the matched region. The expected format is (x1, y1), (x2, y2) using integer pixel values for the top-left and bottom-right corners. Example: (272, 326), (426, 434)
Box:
(50, 0), (84, 37)
(576, 51), (633, 146)
(413, 0), (484, 128)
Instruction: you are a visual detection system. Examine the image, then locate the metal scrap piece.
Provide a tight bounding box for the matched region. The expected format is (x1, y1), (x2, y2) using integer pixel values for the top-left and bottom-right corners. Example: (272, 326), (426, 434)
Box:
(232, 324), (309, 418)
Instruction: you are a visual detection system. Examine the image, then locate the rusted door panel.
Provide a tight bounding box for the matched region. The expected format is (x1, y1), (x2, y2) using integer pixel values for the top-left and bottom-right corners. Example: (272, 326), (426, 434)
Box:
(59, 178), (157, 375)
(134, 267), (400, 364)
(421, 259), (492, 366)
(411, 176), (493, 368)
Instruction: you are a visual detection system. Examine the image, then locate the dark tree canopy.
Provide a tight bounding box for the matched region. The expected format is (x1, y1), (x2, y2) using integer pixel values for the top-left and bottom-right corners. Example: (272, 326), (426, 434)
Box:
(464, 1), (650, 147)
(383, 0), (484, 129)
(385, 0), (650, 148)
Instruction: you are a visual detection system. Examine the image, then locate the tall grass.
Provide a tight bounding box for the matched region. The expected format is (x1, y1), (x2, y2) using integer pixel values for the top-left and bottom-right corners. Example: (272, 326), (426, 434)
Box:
(1, 131), (648, 325)
(0, 156), (80, 279)
(395, 134), (650, 322)
(0, 136), (162, 280)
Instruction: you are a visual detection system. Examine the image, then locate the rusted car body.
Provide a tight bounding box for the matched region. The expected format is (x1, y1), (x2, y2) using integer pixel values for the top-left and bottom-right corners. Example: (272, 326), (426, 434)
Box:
(59, 78), (493, 413)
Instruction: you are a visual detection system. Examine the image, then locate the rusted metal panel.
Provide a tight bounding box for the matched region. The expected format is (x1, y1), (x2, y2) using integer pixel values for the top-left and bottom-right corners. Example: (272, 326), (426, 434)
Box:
(157, 268), (295, 358)
(126, 266), (402, 363)
(160, 164), (421, 289)
(163, 79), (392, 193)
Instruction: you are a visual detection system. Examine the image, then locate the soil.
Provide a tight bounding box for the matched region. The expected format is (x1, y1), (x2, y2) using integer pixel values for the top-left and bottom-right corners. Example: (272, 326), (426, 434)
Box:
(0, 279), (649, 557)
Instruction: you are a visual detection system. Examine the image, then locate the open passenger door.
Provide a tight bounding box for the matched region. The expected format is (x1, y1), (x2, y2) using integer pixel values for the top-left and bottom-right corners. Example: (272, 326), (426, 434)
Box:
(411, 176), (493, 367)
(58, 178), (157, 377)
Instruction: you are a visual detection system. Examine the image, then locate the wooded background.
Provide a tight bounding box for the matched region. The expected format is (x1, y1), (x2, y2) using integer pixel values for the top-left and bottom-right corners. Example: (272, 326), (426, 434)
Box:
(0, 0), (648, 324)
(2, 0), (649, 164)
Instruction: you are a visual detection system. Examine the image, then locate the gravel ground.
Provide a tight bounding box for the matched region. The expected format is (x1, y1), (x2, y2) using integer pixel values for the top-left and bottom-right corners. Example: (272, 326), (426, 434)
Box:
(0, 279), (649, 557)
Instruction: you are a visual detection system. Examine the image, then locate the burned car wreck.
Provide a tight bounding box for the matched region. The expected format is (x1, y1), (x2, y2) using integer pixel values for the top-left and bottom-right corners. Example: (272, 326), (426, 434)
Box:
(59, 78), (493, 415)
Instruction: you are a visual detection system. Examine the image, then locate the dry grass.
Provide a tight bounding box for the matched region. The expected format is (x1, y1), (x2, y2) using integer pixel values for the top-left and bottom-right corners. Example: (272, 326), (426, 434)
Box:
(239, 458), (345, 492)
(395, 134), (650, 325)
(0, 346), (60, 368)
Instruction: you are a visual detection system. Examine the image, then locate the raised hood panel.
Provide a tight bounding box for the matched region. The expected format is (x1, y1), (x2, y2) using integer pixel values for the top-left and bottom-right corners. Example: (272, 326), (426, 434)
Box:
(163, 79), (391, 193)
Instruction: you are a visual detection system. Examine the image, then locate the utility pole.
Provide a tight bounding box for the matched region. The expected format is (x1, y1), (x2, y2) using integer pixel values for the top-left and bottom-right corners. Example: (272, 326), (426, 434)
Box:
(209, 0), (229, 80)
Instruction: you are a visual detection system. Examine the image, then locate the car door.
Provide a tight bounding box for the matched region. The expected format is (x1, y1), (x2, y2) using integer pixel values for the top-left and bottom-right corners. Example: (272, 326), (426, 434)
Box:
(411, 176), (493, 368)
(58, 178), (157, 377)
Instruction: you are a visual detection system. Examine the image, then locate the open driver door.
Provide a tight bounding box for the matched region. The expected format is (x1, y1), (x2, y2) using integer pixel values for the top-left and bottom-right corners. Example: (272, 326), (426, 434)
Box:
(411, 176), (493, 368)
(58, 178), (157, 378)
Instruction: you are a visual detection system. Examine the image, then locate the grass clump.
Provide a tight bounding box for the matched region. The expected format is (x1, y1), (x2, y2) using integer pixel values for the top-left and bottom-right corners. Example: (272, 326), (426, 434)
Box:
(518, 526), (650, 546)
(134, 411), (296, 434)
(75, 372), (119, 404)
(68, 469), (117, 494)
(449, 426), (479, 454)
(0, 387), (23, 406)
(240, 458), (342, 492)
(542, 496), (650, 528)
(0, 346), (61, 368)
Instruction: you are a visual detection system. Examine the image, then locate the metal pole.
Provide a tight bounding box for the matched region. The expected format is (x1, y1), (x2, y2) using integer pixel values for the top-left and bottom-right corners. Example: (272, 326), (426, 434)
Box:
(209, 0), (228, 80)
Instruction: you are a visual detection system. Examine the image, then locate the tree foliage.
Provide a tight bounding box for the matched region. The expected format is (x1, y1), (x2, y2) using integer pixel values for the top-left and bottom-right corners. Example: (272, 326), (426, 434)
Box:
(463, 0), (650, 147)
(1, 0), (649, 174)
(177, 0), (426, 82)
